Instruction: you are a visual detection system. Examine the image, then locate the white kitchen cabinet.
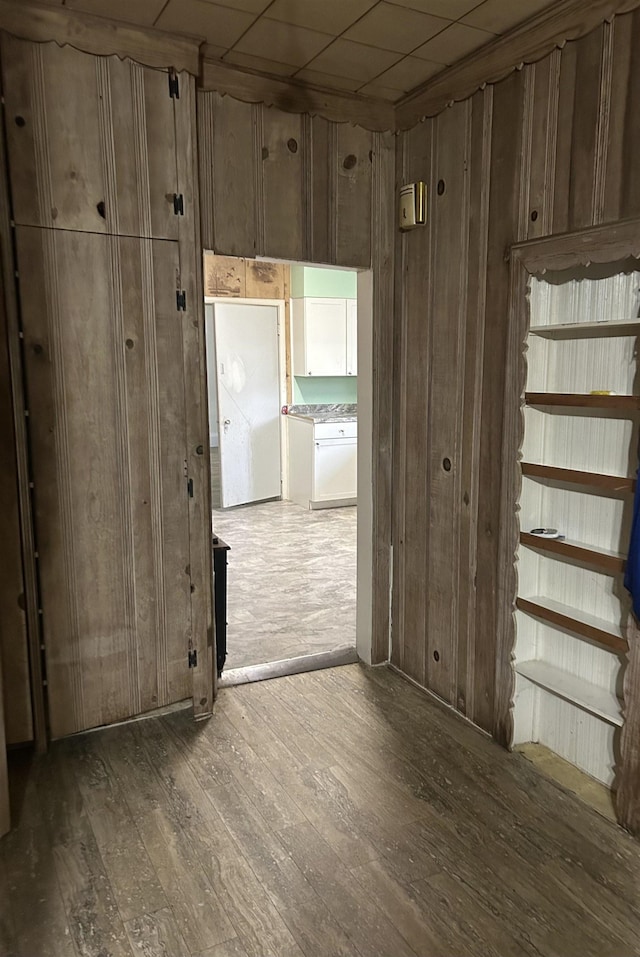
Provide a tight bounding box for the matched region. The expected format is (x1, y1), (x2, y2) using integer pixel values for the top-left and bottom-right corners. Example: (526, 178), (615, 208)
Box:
(292, 297), (348, 376)
(288, 416), (357, 508)
(346, 298), (357, 376)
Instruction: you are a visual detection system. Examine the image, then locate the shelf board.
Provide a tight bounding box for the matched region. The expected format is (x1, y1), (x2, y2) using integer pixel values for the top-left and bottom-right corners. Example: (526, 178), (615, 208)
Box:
(521, 462), (635, 493)
(525, 392), (640, 411)
(529, 319), (640, 339)
(519, 531), (626, 573)
(515, 659), (623, 727)
(516, 596), (627, 653)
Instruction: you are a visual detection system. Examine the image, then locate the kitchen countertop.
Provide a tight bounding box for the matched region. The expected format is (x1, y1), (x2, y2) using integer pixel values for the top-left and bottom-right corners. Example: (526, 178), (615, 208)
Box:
(287, 403), (357, 424)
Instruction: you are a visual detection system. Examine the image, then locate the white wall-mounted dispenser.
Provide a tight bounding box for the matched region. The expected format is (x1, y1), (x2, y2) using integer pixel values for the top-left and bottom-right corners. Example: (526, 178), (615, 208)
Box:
(399, 182), (427, 230)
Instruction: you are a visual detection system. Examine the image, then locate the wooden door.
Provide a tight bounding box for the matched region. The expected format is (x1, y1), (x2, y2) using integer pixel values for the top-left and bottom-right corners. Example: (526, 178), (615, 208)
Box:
(17, 228), (193, 737)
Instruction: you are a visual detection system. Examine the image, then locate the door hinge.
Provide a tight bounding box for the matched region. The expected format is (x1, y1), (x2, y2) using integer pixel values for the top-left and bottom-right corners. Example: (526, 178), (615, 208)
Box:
(176, 290), (186, 311)
(187, 477), (194, 498)
(173, 193), (184, 215)
(188, 648), (197, 668)
(169, 70), (180, 99)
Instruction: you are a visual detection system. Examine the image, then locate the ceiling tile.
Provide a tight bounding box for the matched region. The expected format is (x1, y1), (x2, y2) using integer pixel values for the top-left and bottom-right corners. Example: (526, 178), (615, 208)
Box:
(67, 0), (166, 26)
(344, 2), (450, 54)
(372, 54), (443, 91)
(357, 80), (405, 101)
(414, 22), (496, 64)
(202, 43), (230, 60)
(462, 0), (557, 34)
(207, 0), (272, 12)
(267, 0), (377, 36)
(223, 51), (298, 76)
(305, 38), (402, 83)
(155, 0), (255, 45)
(385, 0), (480, 17)
(294, 69), (363, 93)
(233, 18), (332, 67)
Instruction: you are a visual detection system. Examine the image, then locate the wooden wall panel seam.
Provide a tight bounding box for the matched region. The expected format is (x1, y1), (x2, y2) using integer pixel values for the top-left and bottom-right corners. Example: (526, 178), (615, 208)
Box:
(327, 121), (338, 266)
(518, 66), (535, 243)
(593, 20), (615, 224)
(197, 94), (214, 252)
(106, 235), (140, 716)
(543, 50), (561, 234)
(42, 229), (86, 732)
(132, 63), (152, 239)
(0, 113), (45, 749)
(253, 104), (265, 259)
(30, 45), (53, 230)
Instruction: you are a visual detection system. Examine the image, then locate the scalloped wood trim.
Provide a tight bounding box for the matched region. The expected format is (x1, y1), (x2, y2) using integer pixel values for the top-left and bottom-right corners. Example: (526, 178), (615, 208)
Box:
(0, 0), (200, 74)
(396, 0), (640, 130)
(199, 59), (395, 132)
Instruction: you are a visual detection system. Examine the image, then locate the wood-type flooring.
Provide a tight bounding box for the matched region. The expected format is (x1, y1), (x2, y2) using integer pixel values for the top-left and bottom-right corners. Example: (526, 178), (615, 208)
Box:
(1, 664), (639, 957)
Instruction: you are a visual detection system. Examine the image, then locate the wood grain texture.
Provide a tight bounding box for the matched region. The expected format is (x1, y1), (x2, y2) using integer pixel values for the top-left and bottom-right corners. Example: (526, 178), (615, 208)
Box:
(0, 0), (199, 73)
(0, 651), (9, 838)
(0, 219), (31, 746)
(176, 72), (215, 717)
(200, 58), (394, 133)
(396, 0), (640, 128)
(618, 615), (640, 834)
(1, 37), (180, 239)
(3, 664), (640, 953)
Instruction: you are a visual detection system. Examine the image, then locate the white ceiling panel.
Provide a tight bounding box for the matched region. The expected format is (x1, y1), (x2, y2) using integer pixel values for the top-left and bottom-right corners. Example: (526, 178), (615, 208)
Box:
(343, 3), (450, 54)
(155, 0), (255, 46)
(66, 0), (166, 26)
(233, 18), (332, 66)
(267, 0), (378, 36)
(413, 21), (496, 64)
(13, 0), (560, 103)
(305, 37), (403, 83)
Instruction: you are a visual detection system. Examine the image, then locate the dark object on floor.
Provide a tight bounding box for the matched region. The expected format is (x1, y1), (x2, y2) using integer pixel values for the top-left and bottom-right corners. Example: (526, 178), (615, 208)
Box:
(212, 535), (231, 677)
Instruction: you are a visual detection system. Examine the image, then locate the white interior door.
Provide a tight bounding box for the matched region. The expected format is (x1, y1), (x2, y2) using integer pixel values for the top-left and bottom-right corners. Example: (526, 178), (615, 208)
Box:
(214, 302), (281, 508)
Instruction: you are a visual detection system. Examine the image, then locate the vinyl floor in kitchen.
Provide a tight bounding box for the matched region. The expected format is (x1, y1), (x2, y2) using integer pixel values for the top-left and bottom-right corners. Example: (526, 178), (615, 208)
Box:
(212, 498), (357, 670)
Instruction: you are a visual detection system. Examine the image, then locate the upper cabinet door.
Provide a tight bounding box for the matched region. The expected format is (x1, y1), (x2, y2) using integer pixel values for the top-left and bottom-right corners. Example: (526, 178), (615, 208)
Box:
(1, 36), (180, 239)
(346, 299), (357, 377)
(292, 298), (347, 377)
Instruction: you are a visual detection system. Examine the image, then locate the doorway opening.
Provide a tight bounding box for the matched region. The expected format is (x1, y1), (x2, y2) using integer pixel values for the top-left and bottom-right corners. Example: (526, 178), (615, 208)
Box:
(203, 254), (373, 682)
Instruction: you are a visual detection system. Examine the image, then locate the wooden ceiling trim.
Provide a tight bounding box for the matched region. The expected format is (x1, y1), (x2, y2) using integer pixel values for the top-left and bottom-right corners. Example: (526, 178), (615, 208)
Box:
(396, 0), (640, 129)
(200, 59), (395, 132)
(0, 0), (200, 75)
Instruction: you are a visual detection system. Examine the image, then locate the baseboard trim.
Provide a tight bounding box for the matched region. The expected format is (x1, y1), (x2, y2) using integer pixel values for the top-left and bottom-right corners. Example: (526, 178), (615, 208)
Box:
(218, 645), (359, 688)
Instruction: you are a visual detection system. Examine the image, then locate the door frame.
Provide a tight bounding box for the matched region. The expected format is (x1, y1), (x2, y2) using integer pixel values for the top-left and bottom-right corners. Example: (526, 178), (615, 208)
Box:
(205, 296), (288, 503)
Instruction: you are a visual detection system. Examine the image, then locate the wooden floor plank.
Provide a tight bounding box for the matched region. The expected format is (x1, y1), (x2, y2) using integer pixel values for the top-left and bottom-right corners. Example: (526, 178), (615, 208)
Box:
(124, 907), (190, 957)
(2, 664), (640, 957)
(278, 820), (418, 957)
(70, 738), (167, 923)
(0, 825), (77, 957)
(53, 836), (132, 957)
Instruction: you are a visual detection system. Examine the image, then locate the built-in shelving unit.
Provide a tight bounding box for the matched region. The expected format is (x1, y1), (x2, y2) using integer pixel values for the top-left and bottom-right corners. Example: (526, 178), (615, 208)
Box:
(516, 596), (627, 653)
(530, 319), (640, 339)
(519, 532), (625, 573)
(513, 271), (639, 788)
(525, 392), (640, 411)
(521, 462), (635, 492)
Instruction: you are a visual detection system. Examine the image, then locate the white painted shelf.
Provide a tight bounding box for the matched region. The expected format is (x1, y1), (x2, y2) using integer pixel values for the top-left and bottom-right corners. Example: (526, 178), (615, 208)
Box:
(515, 659), (623, 727)
(516, 595), (626, 652)
(529, 319), (640, 339)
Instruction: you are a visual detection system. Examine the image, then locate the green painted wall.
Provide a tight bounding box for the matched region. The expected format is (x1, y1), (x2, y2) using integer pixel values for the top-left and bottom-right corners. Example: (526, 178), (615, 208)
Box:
(291, 265), (357, 299)
(293, 376), (357, 405)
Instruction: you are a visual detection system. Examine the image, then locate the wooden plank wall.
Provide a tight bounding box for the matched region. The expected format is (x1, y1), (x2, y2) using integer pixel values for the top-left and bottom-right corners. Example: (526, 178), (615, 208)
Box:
(0, 36), (212, 738)
(394, 9), (640, 738)
(0, 240), (31, 746)
(198, 94), (395, 662)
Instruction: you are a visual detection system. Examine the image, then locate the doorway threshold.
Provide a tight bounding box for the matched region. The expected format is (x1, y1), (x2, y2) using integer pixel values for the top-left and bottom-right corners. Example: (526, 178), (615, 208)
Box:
(218, 645), (359, 688)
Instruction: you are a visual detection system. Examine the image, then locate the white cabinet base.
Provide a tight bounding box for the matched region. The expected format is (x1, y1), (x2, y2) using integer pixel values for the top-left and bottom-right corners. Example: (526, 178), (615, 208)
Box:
(288, 416), (357, 509)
